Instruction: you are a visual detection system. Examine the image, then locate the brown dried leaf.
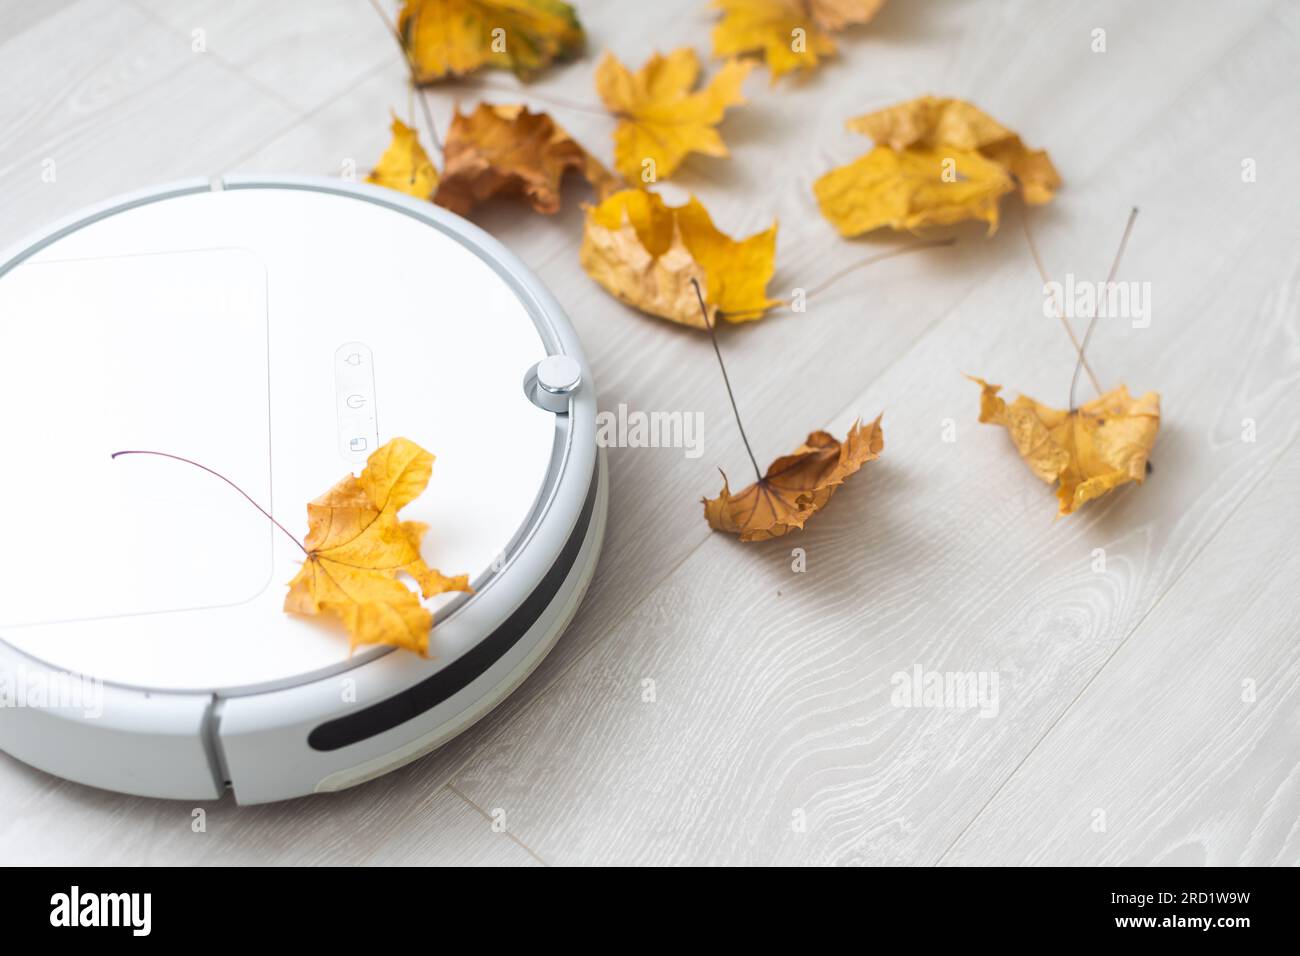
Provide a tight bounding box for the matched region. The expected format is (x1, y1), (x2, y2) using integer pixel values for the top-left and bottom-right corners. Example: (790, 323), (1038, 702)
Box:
(703, 415), (884, 541)
(434, 103), (619, 216)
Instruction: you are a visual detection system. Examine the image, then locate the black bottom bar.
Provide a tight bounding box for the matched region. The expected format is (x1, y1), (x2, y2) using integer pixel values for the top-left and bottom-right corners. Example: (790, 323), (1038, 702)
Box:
(9, 866), (1286, 939)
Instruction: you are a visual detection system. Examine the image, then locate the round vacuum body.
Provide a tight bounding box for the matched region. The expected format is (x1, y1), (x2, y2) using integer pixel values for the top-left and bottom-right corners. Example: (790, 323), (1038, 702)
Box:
(0, 177), (606, 804)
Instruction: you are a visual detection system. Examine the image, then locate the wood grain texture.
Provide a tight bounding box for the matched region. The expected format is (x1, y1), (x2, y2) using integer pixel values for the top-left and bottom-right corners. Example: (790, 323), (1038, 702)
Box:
(2, 0), (1298, 865)
(941, 444), (1300, 866)
(0, 0), (297, 250)
(129, 0), (395, 113)
(0, 0), (79, 38)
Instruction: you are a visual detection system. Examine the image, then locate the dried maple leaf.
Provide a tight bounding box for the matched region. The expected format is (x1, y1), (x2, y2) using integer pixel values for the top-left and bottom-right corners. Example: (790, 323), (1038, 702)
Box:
(712, 0), (887, 81)
(284, 438), (471, 655)
(433, 103), (620, 216)
(851, 96), (1061, 204)
(368, 115), (440, 200)
(595, 48), (753, 182)
(398, 0), (584, 82)
(969, 377), (1160, 516)
(814, 95), (1061, 237)
(815, 145), (1013, 236)
(704, 415), (884, 541)
(579, 188), (777, 327)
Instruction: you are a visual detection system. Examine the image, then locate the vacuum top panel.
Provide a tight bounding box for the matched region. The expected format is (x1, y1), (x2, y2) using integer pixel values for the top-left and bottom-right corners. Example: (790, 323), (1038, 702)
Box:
(0, 183), (561, 694)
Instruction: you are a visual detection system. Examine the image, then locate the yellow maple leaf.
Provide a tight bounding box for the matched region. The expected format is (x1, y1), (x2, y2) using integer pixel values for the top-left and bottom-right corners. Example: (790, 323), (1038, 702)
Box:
(434, 103), (620, 215)
(814, 95), (1061, 237)
(970, 377), (1160, 516)
(711, 0), (887, 81)
(284, 438), (471, 655)
(367, 115), (440, 200)
(704, 415), (884, 541)
(398, 0), (584, 82)
(579, 188), (777, 327)
(815, 145), (1013, 236)
(595, 48), (753, 182)
(848, 95), (1062, 204)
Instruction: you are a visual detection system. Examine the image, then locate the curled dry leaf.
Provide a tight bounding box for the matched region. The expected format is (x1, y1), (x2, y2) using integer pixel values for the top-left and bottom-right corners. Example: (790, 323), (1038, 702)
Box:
(595, 48), (753, 182)
(704, 415), (884, 541)
(367, 115), (440, 200)
(579, 188), (777, 327)
(815, 95), (1061, 236)
(284, 438), (471, 655)
(969, 377), (1160, 517)
(712, 0), (887, 81)
(434, 103), (620, 216)
(398, 0), (584, 82)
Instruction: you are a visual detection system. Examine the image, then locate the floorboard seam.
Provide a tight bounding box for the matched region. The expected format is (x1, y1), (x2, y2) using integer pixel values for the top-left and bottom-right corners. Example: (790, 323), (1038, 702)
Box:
(227, 56), (396, 172)
(444, 782), (550, 866)
(125, 0), (310, 120)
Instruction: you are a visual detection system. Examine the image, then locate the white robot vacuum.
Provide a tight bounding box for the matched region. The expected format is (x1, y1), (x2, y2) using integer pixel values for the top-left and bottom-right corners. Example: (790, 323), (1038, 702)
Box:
(0, 176), (606, 804)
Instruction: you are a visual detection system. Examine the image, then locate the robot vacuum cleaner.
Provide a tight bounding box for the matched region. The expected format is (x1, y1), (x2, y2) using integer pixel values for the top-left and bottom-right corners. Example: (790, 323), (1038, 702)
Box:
(0, 176), (606, 804)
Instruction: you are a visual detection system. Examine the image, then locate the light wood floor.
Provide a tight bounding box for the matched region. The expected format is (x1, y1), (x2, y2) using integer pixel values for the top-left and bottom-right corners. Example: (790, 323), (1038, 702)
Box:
(2, 0), (1298, 866)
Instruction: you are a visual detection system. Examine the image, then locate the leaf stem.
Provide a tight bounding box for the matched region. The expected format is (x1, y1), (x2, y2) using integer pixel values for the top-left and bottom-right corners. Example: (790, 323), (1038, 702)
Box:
(692, 277), (763, 485)
(445, 78), (612, 118)
(801, 237), (956, 300)
(1020, 208), (1103, 404)
(111, 450), (307, 555)
(366, 0), (443, 155)
(716, 237), (955, 321)
(1069, 206), (1139, 410)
